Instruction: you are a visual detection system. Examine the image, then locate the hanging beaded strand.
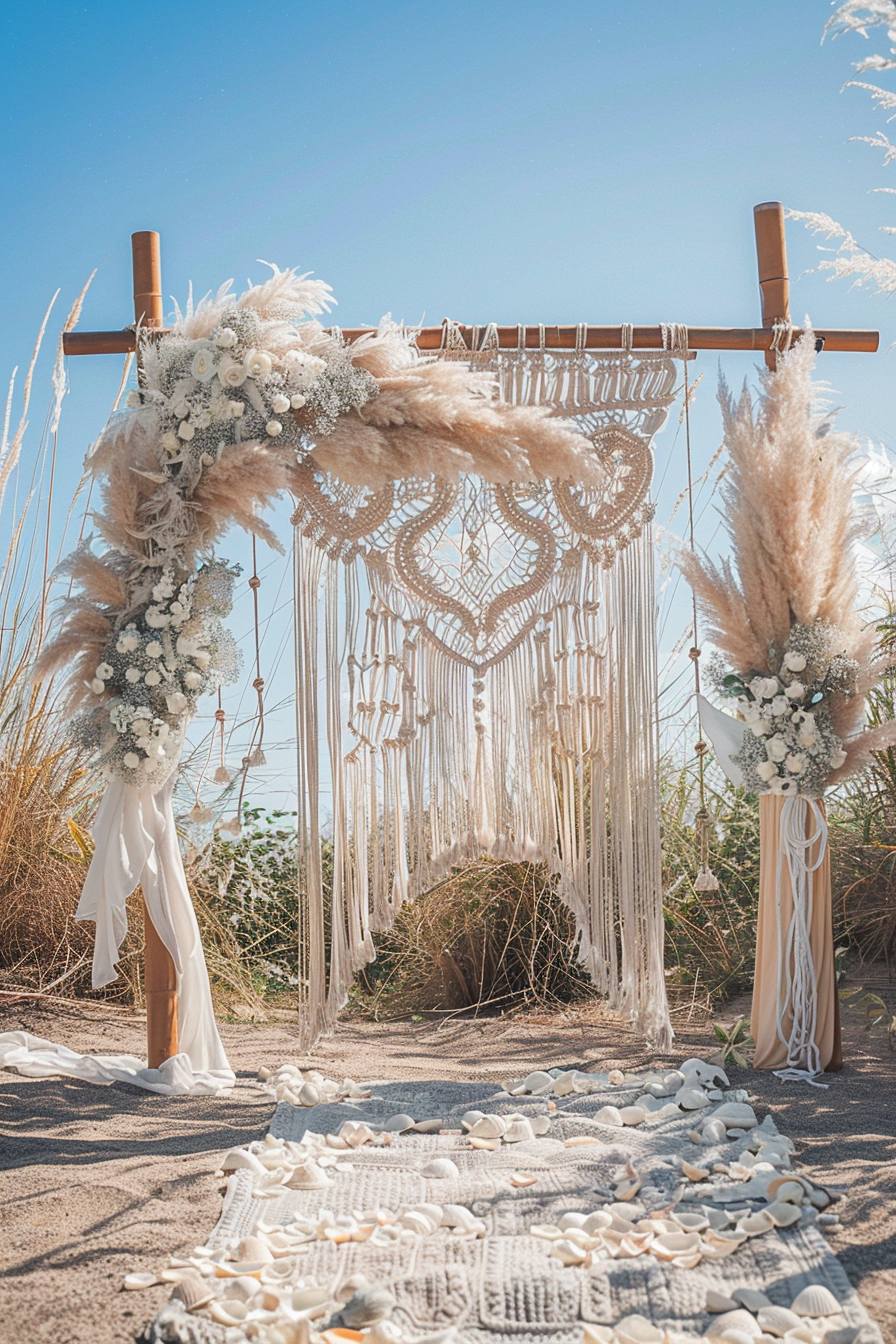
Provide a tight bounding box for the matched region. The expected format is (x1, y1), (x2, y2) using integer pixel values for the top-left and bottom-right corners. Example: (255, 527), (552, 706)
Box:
(213, 691), (230, 784)
(246, 537), (267, 769)
(683, 353), (720, 892)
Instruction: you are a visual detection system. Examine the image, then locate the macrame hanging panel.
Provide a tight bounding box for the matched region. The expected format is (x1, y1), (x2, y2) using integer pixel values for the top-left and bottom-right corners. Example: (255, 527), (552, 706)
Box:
(292, 329), (683, 1049)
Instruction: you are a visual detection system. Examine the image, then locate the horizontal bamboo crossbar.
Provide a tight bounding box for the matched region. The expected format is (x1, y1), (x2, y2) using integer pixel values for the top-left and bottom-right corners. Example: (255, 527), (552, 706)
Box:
(62, 322), (879, 357)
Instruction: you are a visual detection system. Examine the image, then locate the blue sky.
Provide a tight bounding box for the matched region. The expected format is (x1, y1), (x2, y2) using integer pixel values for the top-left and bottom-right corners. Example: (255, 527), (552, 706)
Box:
(2, 1), (895, 813)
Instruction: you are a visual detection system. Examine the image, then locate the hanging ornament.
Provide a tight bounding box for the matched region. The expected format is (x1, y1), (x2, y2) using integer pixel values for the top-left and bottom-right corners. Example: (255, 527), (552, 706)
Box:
(212, 698), (232, 784)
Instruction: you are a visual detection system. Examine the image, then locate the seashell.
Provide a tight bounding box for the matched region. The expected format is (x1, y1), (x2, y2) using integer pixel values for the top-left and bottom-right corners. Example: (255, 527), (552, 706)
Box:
(583, 1210), (614, 1233)
(333, 1285), (397, 1328)
(565, 1135), (602, 1146)
(286, 1160), (333, 1190)
(701, 1119), (728, 1143)
(672, 1251), (703, 1269)
(738, 1209), (776, 1235)
(468, 1114), (507, 1139)
(766, 1199), (802, 1228)
(324, 1135), (350, 1151)
(441, 1203), (475, 1228)
(383, 1113), (416, 1132)
(298, 1081), (321, 1106)
(222, 1276), (262, 1302)
(823, 1330), (860, 1344)
(673, 1211), (708, 1232)
(681, 1160), (710, 1181)
(552, 1072), (579, 1096)
(214, 1260), (268, 1278)
(461, 1110), (485, 1130)
(652, 1231), (702, 1259)
(208, 1300), (251, 1326)
(808, 1186), (831, 1209)
(504, 1118), (535, 1143)
(558, 1211), (588, 1230)
(818, 1212), (839, 1227)
(791, 1285), (841, 1318)
(706, 1290), (739, 1313)
(756, 1306), (803, 1337)
(160, 1266), (203, 1283)
(719, 1331), (760, 1344)
(530, 1115), (551, 1136)
(594, 1105), (624, 1126)
(412, 1118), (444, 1133)
(400, 1210), (437, 1235)
(260, 1256), (297, 1286)
(510, 1171), (539, 1187)
(766, 1177), (806, 1204)
(614, 1177), (642, 1201)
(619, 1106), (647, 1126)
(614, 1314), (665, 1344)
(677, 1087), (711, 1110)
(421, 1157), (459, 1180)
(552, 1237), (591, 1266)
(235, 1235), (273, 1264)
(680, 1058), (729, 1088)
(530, 1222), (563, 1240)
(169, 1273), (216, 1312)
(515, 1070), (555, 1095)
(469, 1135), (501, 1150)
(706, 1310), (763, 1339)
(733, 1289), (773, 1312)
(219, 1147), (267, 1176)
(124, 1272), (159, 1290)
(607, 1069), (625, 1085)
(713, 1102), (759, 1130)
(291, 1285), (335, 1315)
(583, 1328), (616, 1344)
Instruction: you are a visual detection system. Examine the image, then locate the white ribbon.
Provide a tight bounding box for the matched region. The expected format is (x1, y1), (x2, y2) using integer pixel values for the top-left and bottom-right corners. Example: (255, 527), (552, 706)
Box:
(1, 774), (234, 1094)
(773, 793), (828, 1084)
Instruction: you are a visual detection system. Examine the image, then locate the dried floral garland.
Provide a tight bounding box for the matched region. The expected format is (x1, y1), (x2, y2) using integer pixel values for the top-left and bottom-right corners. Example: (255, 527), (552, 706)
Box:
(38, 265), (597, 791)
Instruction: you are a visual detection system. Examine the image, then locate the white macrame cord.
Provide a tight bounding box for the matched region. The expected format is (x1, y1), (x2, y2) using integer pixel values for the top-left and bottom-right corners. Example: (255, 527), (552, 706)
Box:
(292, 337), (683, 1048)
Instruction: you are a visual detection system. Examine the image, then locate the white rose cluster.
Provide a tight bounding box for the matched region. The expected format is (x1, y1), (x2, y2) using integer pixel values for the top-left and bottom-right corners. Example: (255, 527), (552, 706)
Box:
(81, 561), (241, 785)
(712, 622), (854, 798)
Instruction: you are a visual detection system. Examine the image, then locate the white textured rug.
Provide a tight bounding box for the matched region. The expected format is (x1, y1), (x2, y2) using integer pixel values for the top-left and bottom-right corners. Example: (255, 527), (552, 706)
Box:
(146, 1071), (884, 1344)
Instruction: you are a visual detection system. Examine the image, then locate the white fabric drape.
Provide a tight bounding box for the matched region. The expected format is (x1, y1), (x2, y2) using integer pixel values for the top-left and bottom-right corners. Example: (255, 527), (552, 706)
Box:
(1, 773), (234, 1094)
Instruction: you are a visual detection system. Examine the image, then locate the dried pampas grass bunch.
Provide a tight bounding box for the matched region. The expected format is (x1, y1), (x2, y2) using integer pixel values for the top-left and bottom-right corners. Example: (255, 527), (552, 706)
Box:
(679, 332), (896, 792)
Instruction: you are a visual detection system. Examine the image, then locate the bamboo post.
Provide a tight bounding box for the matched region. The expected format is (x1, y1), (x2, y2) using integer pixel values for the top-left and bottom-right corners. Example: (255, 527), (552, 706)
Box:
(753, 201), (790, 370)
(131, 231), (179, 1068)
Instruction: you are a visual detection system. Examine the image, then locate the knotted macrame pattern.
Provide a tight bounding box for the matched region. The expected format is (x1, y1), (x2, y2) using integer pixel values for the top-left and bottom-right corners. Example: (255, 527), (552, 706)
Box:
(292, 335), (683, 1049)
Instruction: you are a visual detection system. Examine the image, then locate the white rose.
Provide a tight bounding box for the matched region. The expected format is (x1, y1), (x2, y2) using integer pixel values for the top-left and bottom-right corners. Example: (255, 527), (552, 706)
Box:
(750, 719), (771, 736)
(228, 399), (245, 416)
(191, 348), (217, 383)
(290, 393), (306, 409)
(760, 677), (780, 699)
(145, 641), (163, 659)
(89, 677), (105, 694)
(756, 760), (778, 782)
(244, 349), (273, 379)
(125, 667), (142, 684)
(178, 421), (195, 441)
(135, 736), (150, 752)
(217, 356), (247, 388)
(173, 399), (191, 419)
(786, 753), (807, 774)
(192, 649), (211, 671)
(176, 635), (196, 656)
(785, 681), (805, 700)
(184, 670), (203, 689)
(798, 725), (818, 748)
(784, 651), (807, 673)
(272, 393), (290, 414)
(215, 327), (238, 349)
(96, 662), (114, 680)
(145, 606), (170, 629)
(166, 691), (188, 714)
(770, 696), (789, 716)
(132, 719), (151, 737)
(145, 669), (162, 686)
(830, 748), (847, 769)
(117, 632), (139, 653)
(160, 431), (179, 454)
(123, 752), (141, 769)
(766, 736), (788, 762)
(193, 409), (212, 429)
(142, 757), (158, 773)
(266, 420), (283, 437)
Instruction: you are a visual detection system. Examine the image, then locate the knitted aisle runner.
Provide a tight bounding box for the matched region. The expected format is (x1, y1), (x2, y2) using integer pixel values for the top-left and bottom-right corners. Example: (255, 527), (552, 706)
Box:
(150, 1074), (882, 1344)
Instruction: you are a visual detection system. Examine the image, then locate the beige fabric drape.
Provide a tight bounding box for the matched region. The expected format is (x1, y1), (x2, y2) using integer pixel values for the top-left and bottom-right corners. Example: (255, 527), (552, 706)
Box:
(752, 794), (838, 1071)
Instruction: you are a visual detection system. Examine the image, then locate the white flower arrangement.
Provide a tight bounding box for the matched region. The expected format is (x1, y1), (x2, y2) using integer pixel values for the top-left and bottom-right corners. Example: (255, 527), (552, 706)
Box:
(74, 561), (242, 785)
(710, 620), (859, 797)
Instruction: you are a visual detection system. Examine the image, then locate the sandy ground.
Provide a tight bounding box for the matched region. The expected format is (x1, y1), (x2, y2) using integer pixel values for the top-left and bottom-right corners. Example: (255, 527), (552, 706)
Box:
(0, 995), (894, 1344)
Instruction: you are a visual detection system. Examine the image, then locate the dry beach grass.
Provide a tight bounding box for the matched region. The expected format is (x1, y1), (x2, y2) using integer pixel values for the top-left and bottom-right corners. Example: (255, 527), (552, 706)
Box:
(0, 994), (894, 1344)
